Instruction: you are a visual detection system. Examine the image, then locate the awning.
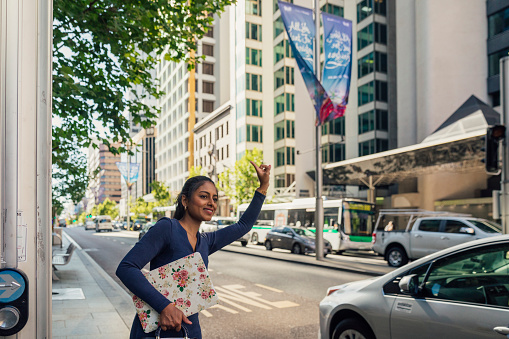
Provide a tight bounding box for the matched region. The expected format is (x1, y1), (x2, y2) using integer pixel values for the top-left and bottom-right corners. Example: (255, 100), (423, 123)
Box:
(307, 131), (485, 187)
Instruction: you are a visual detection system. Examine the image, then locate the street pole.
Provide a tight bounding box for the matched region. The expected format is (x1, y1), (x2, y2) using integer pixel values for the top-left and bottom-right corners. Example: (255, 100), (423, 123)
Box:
(127, 146), (131, 231)
(1, 0), (52, 337)
(314, 0), (325, 260)
(500, 56), (509, 234)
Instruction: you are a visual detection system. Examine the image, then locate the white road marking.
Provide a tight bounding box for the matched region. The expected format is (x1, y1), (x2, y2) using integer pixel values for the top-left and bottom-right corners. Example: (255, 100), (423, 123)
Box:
(255, 284), (283, 293)
(210, 304), (238, 314)
(200, 309), (213, 317)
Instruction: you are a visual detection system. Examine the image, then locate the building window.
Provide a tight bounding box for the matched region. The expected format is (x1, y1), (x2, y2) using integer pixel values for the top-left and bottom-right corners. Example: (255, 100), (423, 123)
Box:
(489, 47), (509, 77)
(204, 26), (214, 38)
(358, 81), (374, 106)
(274, 120), (295, 142)
(358, 24), (373, 51)
(246, 22), (262, 41)
(358, 52), (387, 79)
(358, 110), (375, 134)
(237, 127), (245, 143)
(246, 47), (262, 67)
(489, 7), (509, 38)
(246, 0), (262, 16)
(274, 66), (294, 89)
(322, 117), (345, 136)
(375, 23), (387, 45)
(203, 100), (214, 113)
(247, 124), (263, 142)
(358, 80), (387, 106)
(274, 16), (285, 38)
(246, 99), (263, 117)
(202, 63), (214, 75)
(202, 44), (214, 57)
(246, 73), (263, 92)
(203, 81), (214, 94)
(275, 147), (295, 167)
(322, 3), (343, 17)
(275, 93), (285, 115)
(286, 93), (294, 112)
(359, 138), (388, 156)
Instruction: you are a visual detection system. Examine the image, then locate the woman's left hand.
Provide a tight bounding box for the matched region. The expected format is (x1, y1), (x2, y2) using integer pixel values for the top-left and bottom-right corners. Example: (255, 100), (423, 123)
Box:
(250, 161), (271, 189)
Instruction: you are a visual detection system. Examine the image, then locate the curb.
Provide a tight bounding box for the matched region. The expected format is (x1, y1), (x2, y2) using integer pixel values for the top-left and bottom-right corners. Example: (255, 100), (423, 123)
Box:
(62, 231), (135, 329)
(220, 246), (388, 277)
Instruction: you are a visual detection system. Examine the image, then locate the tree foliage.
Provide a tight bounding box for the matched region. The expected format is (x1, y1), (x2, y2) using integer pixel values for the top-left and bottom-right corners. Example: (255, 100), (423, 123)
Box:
(188, 165), (207, 179)
(91, 198), (119, 218)
(218, 148), (263, 211)
(130, 197), (154, 219)
(150, 181), (172, 207)
(52, 0), (235, 204)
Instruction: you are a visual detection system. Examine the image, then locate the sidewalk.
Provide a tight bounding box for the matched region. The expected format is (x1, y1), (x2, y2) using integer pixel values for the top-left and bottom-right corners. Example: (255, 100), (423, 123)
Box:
(52, 232), (133, 338)
(52, 231), (393, 338)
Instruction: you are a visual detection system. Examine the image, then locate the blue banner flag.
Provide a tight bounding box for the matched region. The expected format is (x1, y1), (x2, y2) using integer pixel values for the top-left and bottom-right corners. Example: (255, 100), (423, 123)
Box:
(278, 1), (333, 125)
(321, 13), (353, 122)
(115, 162), (140, 184)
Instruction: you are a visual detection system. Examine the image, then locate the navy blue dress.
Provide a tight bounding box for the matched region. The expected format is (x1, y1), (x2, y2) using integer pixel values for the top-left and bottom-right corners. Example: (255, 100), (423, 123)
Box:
(116, 191), (265, 338)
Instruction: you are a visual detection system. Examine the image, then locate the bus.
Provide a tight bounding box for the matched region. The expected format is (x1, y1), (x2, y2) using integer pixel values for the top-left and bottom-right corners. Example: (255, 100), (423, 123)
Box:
(237, 198), (375, 254)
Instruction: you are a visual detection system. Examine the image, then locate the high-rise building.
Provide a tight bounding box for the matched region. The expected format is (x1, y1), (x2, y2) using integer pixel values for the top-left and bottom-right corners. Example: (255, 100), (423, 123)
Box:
(86, 142), (122, 208)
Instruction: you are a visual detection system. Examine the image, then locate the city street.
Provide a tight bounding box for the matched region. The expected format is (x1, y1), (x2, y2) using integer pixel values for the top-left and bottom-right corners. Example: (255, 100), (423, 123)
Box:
(63, 226), (390, 338)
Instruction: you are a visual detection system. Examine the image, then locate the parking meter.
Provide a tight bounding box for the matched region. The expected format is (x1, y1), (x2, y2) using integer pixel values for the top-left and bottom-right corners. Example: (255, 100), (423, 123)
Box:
(0, 268), (28, 336)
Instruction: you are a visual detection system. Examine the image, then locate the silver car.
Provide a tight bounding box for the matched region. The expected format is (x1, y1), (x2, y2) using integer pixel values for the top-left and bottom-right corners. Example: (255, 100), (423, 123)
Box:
(319, 235), (509, 339)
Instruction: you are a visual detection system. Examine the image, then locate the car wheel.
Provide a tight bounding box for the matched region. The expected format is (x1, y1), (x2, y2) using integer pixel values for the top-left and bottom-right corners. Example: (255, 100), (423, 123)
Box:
(386, 246), (408, 267)
(292, 243), (303, 255)
(332, 318), (375, 339)
(251, 232), (259, 244)
(265, 240), (272, 251)
(241, 241), (248, 247)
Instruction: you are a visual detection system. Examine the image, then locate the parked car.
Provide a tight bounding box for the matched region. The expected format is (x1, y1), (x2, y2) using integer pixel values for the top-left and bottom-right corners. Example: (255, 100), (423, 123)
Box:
(319, 234), (509, 339)
(138, 222), (156, 240)
(95, 215), (113, 232)
(131, 219), (146, 231)
(84, 220), (95, 231)
(372, 210), (501, 267)
(264, 226), (332, 256)
(200, 217), (249, 246)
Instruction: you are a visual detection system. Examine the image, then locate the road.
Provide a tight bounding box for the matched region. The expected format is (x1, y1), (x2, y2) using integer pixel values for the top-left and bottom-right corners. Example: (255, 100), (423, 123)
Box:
(64, 226), (390, 338)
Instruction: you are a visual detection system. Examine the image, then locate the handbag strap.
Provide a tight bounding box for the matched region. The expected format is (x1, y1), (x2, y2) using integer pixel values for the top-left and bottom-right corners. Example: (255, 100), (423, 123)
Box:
(154, 325), (189, 339)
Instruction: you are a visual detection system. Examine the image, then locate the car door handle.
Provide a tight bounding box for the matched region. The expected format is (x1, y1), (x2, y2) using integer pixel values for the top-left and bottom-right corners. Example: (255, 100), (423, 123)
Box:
(493, 326), (509, 335)
(440, 236), (449, 240)
(414, 234), (422, 238)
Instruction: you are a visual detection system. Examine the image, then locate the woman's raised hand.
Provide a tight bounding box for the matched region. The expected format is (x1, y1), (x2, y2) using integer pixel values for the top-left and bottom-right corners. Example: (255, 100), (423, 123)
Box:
(250, 161), (271, 190)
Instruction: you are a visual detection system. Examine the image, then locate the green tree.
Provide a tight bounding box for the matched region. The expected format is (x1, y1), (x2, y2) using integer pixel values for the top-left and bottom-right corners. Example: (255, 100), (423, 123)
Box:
(52, 0), (235, 204)
(218, 148), (264, 211)
(188, 165), (207, 179)
(150, 181), (172, 207)
(130, 197), (154, 219)
(91, 198), (119, 219)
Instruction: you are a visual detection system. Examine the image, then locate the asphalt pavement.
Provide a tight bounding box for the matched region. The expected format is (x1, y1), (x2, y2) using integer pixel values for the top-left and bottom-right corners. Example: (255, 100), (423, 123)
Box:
(52, 229), (393, 338)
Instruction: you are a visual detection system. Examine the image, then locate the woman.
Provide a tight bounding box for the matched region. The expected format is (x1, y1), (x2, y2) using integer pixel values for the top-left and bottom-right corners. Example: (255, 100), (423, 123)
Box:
(116, 161), (271, 338)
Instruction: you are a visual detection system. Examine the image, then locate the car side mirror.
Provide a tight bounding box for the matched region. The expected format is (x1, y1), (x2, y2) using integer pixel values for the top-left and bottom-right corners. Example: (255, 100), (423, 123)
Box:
(399, 274), (421, 296)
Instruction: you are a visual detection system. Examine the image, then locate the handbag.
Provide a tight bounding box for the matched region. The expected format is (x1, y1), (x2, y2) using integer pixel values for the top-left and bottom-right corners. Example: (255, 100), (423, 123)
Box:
(133, 252), (219, 333)
(143, 325), (196, 339)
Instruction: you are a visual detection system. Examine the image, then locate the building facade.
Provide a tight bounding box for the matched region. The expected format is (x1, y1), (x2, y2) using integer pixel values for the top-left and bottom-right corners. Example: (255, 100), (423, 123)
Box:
(86, 142), (122, 209)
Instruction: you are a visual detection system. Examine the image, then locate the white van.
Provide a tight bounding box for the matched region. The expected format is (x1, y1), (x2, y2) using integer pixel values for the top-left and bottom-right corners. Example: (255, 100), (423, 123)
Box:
(95, 215), (113, 232)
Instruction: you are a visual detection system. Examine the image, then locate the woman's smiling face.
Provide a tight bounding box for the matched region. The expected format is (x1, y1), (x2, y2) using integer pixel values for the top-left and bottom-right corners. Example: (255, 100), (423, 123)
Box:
(186, 181), (218, 221)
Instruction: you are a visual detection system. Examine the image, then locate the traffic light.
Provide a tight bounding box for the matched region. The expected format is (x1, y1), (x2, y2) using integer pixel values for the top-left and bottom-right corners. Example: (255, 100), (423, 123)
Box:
(484, 124), (506, 174)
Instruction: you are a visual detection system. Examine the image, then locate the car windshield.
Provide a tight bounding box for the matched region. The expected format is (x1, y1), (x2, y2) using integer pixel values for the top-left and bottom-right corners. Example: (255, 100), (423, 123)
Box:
(217, 220), (235, 226)
(467, 219), (502, 233)
(293, 228), (315, 237)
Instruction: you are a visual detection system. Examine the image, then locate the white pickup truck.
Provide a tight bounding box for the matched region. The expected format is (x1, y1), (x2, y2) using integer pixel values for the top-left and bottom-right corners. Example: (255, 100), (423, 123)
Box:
(372, 209), (501, 267)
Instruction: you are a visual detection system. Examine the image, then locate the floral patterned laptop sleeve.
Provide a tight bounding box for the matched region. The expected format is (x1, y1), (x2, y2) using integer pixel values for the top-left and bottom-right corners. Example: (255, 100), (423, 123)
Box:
(132, 252), (219, 333)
